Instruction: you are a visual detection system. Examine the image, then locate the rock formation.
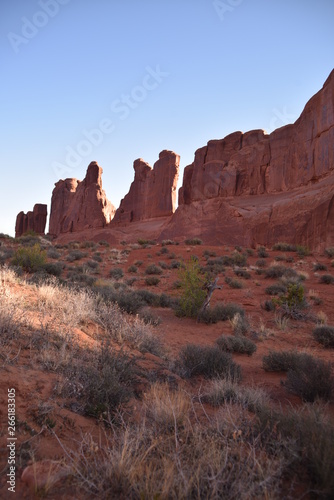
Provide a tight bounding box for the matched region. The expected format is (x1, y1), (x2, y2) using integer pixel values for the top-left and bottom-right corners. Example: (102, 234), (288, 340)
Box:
(163, 69), (334, 249)
(15, 204), (47, 238)
(48, 161), (115, 237)
(113, 150), (180, 223)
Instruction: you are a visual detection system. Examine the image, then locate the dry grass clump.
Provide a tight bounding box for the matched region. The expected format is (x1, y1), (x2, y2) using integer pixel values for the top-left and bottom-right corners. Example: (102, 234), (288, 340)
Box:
(59, 396), (284, 499)
(143, 383), (191, 430)
(37, 281), (96, 326)
(0, 280), (26, 346)
(203, 378), (269, 412)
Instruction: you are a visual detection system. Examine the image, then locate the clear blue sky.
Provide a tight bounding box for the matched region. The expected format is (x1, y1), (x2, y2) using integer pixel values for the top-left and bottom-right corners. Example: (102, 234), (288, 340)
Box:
(1, 0), (333, 236)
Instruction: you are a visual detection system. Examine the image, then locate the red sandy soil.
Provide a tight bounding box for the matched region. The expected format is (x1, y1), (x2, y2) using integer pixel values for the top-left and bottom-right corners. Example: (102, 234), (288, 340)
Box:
(0, 236), (333, 498)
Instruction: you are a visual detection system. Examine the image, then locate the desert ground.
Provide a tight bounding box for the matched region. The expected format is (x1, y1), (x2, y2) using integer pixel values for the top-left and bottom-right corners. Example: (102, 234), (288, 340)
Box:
(0, 233), (333, 499)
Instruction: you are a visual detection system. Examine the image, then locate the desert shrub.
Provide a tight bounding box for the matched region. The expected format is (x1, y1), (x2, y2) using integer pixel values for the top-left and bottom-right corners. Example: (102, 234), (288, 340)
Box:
(11, 244), (47, 273)
(296, 245), (310, 257)
(257, 246), (269, 258)
(86, 260), (99, 270)
(0, 247), (14, 265)
(68, 271), (96, 287)
(47, 247), (61, 259)
(204, 257), (225, 275)
(313, 262), (328, 271)
(231, 251), (247, 266)
(138, 238), (156, 246)
(262, 350), (313, 372)
(145, 276), (160, 286)
(43, 262), (63, 277)
(198, 302), (245, 324)
(272, 242), (297, 252)
(159, 246), (169, 255)
(229, 312), (249, 336)
(234, 268), (251, 279)
(225, 277), (243, 289)
(204, 378), (269, 411)
(66, 250), (87, 262)
(265, 283), (287, 296)
(216, 335), (256, 355)
(127, 265), (138, 273)
(175, 257), (207, 318)
(277, 283), (306, 308)
(203, 249), (217, 258)
(61, 342), (136, 419)
(174, 344), (241, 380)
(265, 265), (298, 279)
(98, 240), (110, 247)
(312, 325), (334, 348)
(255, 404), (334, 497)
(320, 274), (334, 284)
(109, 267), (124, 280)
(262, 300), (276, 312)
(158, 261), (168, 269)
(255, 258), (267, 268)
(324, 247), (334, 258)
(284, 356), (334, 402)
(161, 239), (178, 246)
(92, 253), (102, 262)
(80, 241), (97, 249)
(16, 231), (40, 246)
(134, 260), (143, 267)
(184, 237), (203, 245)
(145, 264), (163, 275)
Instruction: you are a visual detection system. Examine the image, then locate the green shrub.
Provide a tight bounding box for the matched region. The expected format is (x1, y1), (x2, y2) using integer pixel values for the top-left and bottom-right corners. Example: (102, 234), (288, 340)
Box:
(145, 264), (163, 275)
(216, 335), (257, 356)
(175, 257), (207, 318)
(184, 238), (203, 245)
(138, 238), (156, 246)
(11, 244), (47, 272)
(320, 274), (334, 284)
(145, 277), (160, 286)
(174, 344), (241, 380)
(109, 267), (124, 280)
(312, 325), (334, 348)
(198, 302), (245, 324)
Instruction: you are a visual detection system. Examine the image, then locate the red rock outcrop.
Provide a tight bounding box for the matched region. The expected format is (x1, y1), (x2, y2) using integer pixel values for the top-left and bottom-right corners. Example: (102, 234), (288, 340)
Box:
(15, 204), (47, 237)
(48, 161), (115, 236)
(113, 150), (180, 223)
(163, 69), (334, 250)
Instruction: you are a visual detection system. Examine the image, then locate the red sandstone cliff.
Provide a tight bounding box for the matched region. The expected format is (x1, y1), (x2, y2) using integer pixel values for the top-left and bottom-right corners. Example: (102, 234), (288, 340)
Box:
(113, 150), (180, 223)
(163, 69), (334, 249)
(15, 204), (47, 238)
(49, 161), (115, 237)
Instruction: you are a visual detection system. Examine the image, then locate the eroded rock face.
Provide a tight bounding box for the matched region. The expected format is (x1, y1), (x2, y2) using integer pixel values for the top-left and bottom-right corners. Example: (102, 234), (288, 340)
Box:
(48, 161), (115, 236)
(113, 150), (180, 223)
(179, 70), (334, 205)
(15, 204), (47, 237)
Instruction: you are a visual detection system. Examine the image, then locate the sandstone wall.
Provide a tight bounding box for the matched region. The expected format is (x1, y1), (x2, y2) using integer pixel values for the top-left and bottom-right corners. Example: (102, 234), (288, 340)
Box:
(48, 161), (115, 236)
(113, 150), (180, 223)
(15, 204), (47, 238)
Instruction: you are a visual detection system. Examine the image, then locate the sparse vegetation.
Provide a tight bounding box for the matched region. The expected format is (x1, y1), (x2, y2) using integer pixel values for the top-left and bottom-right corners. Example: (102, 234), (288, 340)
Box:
(145, 276), (160, 286)
(184, 237), (203, 245)
(174, 344), (241, 380)
(313, 325), (334, 348)
(216, 335), (257, 355)
(109, 267), (124, 280)
(145, 264), (163, 275)
(198, 302), (245, 324)
(320, 274), (334, 284)
(272, 242), (297, 252)
(175, 257), (207, 318)
(11, 244), (47, 272)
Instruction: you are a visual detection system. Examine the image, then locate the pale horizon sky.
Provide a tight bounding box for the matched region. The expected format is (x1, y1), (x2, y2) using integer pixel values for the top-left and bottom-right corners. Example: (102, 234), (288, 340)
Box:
(1, 0), (333, 236)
